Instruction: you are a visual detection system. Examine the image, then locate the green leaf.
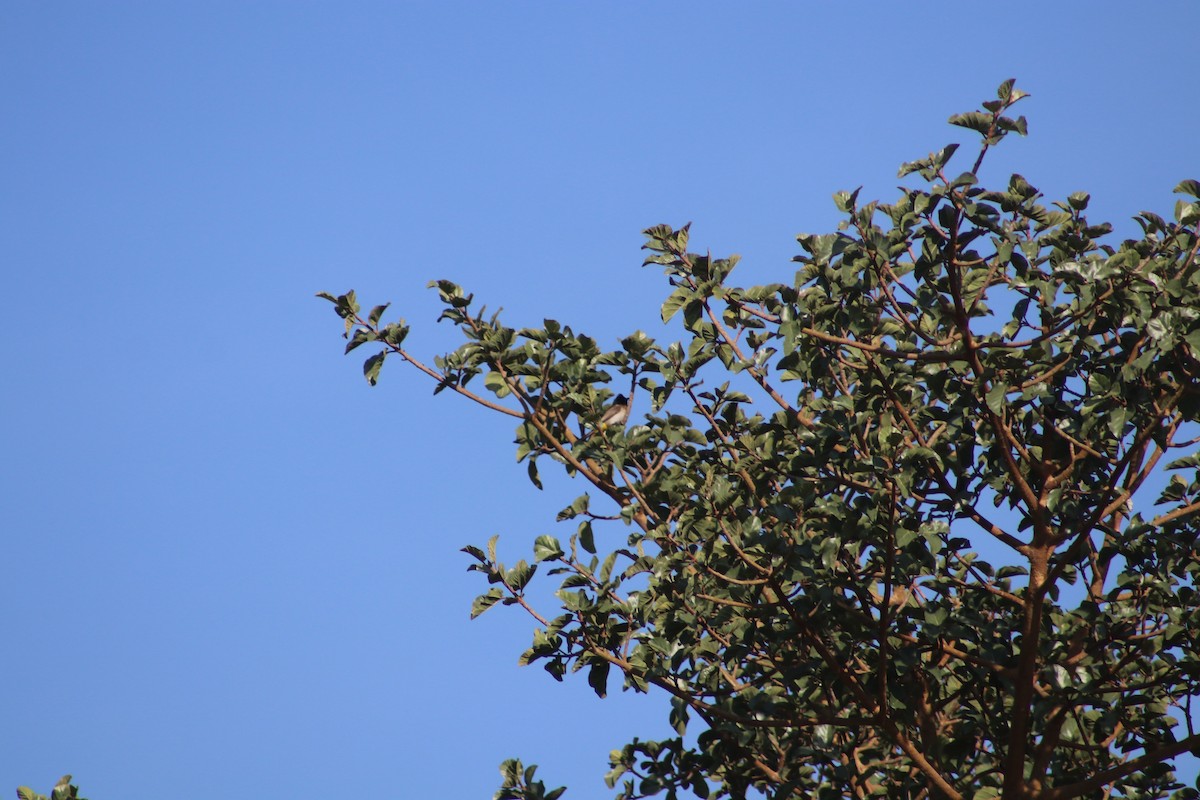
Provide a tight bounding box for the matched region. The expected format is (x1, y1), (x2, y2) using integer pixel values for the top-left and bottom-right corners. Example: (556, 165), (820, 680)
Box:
(833, 188), (861, 213)
(898, 155), (931, 179)
(588, 659), (610, 698)
(1176, 199), (1200, 225)
(344, 327), (374, 354)
(430, 279), (473, 308)
(818, 536), (841, 570)
(471, 588), (505, 619)
(1174, 179), (1200, 199)
(621, 330), (655, 358)
(933, 143), (960, 170)
(533, 535), (563, 562)
(1067, 191), (1090, 211)
(578, 521), (595, 555)
(367, 303), (390, 327)
(556, 494), (590, 521)
(363, 352), (385, 385)
(484, 370), (511, 398)
(668, 696), (690, 734)
(985, 383), (1007, 415)
(527, 459), (543, 490)
(948, 111), (992, 136)
(507, 560), (535, 591)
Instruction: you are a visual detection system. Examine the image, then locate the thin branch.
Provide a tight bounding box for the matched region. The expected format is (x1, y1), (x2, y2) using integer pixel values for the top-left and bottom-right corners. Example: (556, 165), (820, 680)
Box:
(1043, 733), (1200, 800)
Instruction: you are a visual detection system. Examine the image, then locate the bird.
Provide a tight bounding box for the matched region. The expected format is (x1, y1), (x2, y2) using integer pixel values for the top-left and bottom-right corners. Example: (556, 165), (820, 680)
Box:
(596, 394), (630, 432)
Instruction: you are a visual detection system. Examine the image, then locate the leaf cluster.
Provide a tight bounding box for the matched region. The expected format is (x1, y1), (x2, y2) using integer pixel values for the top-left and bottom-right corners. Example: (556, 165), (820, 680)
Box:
(17, 776), (86, 800)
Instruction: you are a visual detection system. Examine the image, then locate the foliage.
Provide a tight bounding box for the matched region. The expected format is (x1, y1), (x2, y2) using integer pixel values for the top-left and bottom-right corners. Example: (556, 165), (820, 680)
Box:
(321, 80), (1200, 799)
(16, 776), (86, 800)
(495, 759), (566, 800)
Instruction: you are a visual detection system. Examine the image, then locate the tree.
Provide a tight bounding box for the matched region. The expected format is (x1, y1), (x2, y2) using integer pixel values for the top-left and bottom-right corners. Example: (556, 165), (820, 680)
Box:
(320, 81), (1200, 800)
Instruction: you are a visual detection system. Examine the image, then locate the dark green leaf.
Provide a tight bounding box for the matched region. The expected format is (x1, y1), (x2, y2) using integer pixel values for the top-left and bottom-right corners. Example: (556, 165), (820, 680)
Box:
(588, 660), (610, 698)
(948, 111), (992, 136)
(527, 459), (543, 490)
(985, 383), (1006, 415)
(578, 521), (595, 555)
(1174, 179), (1200, 199)
(471, 588), (504, 619)
(507, 560), (535, 591)
(367, 303), (390, 327)
(363, 352), (385, 385)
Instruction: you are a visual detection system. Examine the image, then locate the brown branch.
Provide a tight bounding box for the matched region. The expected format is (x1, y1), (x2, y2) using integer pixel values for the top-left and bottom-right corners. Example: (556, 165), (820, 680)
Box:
(1151, 497), (1200, 529)
(800, 326), (965, 363)
(381, 341), (526, 418)
(940, 190), (1047, 800)
(1043, 733), (1200, 800)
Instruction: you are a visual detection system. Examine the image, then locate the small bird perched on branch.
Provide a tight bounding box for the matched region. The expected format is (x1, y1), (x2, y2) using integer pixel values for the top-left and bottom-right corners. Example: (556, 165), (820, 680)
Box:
(596, 394), (630, 432)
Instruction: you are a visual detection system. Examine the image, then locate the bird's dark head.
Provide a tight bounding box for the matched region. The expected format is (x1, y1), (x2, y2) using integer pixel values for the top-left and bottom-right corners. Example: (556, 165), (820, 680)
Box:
(613, 394), (628, 404)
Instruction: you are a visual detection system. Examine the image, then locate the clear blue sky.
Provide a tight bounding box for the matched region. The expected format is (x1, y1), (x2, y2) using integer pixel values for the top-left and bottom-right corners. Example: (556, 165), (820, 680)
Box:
(3, 3), (1197, 797)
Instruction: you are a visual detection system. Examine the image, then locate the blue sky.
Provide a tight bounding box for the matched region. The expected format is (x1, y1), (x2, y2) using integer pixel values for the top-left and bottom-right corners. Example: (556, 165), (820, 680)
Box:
(3, 3), (1197, 797)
